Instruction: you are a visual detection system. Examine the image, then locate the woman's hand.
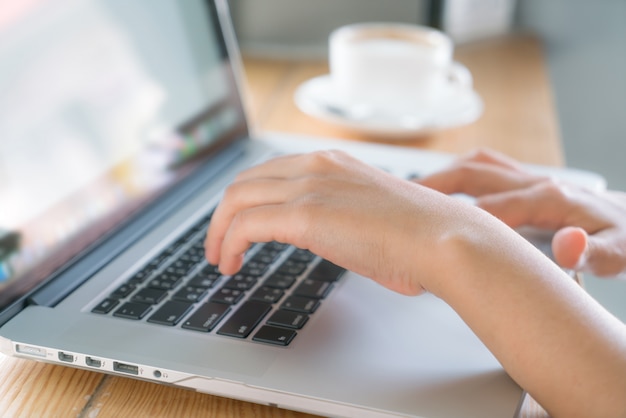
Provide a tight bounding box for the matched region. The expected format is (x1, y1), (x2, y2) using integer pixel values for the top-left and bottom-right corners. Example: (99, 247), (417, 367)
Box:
(205, 150), (489, 296)
(418, 148), (626, 277)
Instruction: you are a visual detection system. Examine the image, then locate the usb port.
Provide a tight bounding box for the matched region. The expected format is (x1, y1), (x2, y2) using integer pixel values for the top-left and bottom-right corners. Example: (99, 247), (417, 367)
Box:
(85, 357), (102, 368)
(58, 352), (74, 363)
(113, 361), (139, 375)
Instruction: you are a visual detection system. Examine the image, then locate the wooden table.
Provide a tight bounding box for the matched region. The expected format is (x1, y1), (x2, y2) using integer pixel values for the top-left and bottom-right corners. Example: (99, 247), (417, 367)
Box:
(0, 34), (558, 418)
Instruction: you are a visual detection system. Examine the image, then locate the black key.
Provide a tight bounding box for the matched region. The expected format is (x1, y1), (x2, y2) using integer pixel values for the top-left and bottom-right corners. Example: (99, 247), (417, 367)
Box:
(148, 273), (182, 290)
(210, 287), (244, 305)
(202, 264), (220, 274)
(113, 302), (152, 320)
(92, 298), (119, 314)
(188, 270), (221, 288)
(182, 302), (230, 332)
(307, 260), (346, 282)
(289, 249), (316, 263)
(239, 261), (268, 277)
(266, 309), (308, 329)
(132, 287), (168, 304)
(293, 279), (332, 299)
(217, 301), (271, 338)
(250, 250), (279, 265)
(126, 268), (153, 285)
(163, 265), (190, 278)
(110, 283), (135, 299)
(263, 273), (296, 289)
(281, 296), (319, 314)
(167, 259), (196, 276)
(148, 301), (193, 326)
(173, 286), (208, 303)
(179, 251), (203, 265)
(250, 287), (284, 304)
(224, 274), (258, 291)
(146, 252), (170, 270)
(276, 260), (308, 276)
(253, 325), (297, 346)
(265, 241), (289, 252)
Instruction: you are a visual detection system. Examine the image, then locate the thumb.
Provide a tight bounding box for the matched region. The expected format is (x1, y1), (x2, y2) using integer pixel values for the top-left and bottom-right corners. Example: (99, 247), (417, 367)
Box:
(552, 227), (588, 271)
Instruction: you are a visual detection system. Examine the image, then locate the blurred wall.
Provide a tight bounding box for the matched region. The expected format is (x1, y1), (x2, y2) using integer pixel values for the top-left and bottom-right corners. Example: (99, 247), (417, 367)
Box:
(517, 0), (626, 191)
(230, 0), (430, 58)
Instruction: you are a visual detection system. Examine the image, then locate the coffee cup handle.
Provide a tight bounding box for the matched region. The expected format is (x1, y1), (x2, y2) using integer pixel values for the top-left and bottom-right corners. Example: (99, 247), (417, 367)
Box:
(447, 62), (473, 89)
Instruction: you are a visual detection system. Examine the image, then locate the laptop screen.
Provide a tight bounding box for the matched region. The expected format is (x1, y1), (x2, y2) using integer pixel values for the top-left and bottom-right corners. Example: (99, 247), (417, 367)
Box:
(0, 0), (247, 311)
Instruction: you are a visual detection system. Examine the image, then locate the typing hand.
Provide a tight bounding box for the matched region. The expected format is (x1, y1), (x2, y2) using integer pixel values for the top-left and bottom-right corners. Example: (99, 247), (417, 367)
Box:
(418, 148), (626, 277)
(205, 150), (494, 296)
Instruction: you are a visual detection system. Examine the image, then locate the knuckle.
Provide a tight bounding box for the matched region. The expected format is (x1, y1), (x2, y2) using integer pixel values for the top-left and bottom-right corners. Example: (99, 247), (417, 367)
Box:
(303, 150), (348, 172)
(536, 178), (568, 201)
(221, 181), (244, 204)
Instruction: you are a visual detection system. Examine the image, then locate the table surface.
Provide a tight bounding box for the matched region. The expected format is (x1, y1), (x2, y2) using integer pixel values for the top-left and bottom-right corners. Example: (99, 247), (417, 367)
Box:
(0, 34), (558, 418)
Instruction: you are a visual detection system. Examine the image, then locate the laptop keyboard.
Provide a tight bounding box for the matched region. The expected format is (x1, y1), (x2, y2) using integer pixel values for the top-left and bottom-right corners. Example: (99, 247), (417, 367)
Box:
(91, 212), (345, 346)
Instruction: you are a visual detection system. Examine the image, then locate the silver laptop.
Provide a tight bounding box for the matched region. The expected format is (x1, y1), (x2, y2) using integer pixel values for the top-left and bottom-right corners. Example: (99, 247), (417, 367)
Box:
(0, 1), (605, 417)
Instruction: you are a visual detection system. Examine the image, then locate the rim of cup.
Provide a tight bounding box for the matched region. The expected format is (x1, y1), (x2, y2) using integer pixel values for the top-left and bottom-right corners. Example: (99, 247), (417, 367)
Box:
(329, 22), (453, 55)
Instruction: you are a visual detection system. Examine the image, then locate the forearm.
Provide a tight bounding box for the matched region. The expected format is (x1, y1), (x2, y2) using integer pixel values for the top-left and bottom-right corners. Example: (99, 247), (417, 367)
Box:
(429, 213), (626, 417)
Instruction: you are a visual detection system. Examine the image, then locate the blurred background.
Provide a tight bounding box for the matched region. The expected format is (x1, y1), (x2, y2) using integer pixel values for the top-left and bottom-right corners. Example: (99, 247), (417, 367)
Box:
(229, 0), (626, 319)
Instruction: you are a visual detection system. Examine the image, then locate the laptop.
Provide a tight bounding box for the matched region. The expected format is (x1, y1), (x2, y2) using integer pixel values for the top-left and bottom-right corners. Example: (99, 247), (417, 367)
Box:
(0, 1), (606, 417)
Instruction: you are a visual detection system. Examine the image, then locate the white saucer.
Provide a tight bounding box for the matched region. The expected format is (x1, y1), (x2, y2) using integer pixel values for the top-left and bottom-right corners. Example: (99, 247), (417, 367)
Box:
(294, 75), (483, 139)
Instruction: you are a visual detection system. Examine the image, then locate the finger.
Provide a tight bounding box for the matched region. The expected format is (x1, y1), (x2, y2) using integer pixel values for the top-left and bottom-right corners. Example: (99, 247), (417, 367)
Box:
(459, 148), (525, 171)
(476, 182), (570, 229)
(418, 162), (541, 196)
(217, 203), (308, 275)
(552, 227), (588, 270)
(577, 230), (626, 277)
(205, 177), (301, 264)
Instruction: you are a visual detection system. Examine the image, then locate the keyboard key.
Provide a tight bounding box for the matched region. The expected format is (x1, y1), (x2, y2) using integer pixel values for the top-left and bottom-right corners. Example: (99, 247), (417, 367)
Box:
(266, 309), (308, 329)
(182, 302), (230, 332)
(263, 273), (295, 289)
(293, 279), (331, 299)
(210, 287), (244, 305)
(188, 270), (221, 288)
(148, 301), (193, 326)
(289, 249), (316, 263)
(146, 252), (170, 270)
(307, 260), (346, 282)
(250, 250), (279, 265)
(113, 302), (152, 320)
(173, 286), (208, 303)
(253, 325), (297, 346)
(250, 287), (284, 304)
(276, 260), (308, 276)
(239, 261), (268, 277)
(217, 301), (271, 338)
(132, 287), (168, 304)
(110, 283), (135, 299)
(224, 274), (258, 291)
(281, 296), (319, 314)
(92, 298), (119, 314)
(167, 259), (197, 276)
(126, 268), (153, 285)
(148, 273), (182, 290)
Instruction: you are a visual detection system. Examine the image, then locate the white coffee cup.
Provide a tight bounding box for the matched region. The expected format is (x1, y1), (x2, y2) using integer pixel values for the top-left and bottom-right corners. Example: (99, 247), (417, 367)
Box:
(329, 23), (472, 113)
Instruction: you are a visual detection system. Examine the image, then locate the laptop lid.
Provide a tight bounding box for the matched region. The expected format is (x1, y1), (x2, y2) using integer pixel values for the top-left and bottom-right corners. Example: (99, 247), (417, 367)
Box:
(0, 0), (249, 324)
